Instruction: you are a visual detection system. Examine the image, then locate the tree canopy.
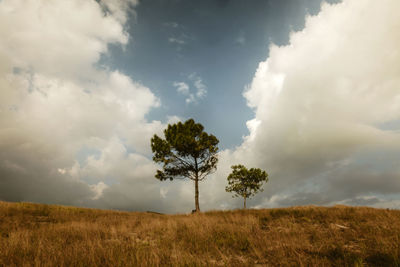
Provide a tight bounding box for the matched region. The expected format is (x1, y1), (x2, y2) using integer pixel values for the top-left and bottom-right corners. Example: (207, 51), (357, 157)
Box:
(225, 164), (268, 209)
(151, 118), (219, 212)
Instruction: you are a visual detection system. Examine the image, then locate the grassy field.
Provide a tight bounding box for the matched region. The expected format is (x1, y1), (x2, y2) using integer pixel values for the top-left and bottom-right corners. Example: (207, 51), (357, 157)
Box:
(0, 201), (400, 266)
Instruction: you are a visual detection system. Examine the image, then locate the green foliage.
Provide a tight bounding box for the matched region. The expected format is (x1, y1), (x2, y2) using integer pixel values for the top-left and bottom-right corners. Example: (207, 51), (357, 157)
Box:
(225, 165), (268, 201)
(150, 118), (219, 182)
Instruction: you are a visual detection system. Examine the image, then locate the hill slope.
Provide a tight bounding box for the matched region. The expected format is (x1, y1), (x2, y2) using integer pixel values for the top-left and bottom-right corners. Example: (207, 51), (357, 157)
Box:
(0, 201), (399, 266)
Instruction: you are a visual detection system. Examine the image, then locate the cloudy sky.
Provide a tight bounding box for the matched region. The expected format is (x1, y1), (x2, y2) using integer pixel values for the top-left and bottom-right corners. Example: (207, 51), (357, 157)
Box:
(1, 0), (400, 213)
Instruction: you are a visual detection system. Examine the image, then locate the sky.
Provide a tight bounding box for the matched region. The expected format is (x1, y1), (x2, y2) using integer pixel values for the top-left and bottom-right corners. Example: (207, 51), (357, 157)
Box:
(104, 0), (341, 149)
(1, 0), (400, 213)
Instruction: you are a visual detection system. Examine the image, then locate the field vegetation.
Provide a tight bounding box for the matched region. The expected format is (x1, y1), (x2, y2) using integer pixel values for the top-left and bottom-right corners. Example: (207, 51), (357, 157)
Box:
(1, 201), (400, 266)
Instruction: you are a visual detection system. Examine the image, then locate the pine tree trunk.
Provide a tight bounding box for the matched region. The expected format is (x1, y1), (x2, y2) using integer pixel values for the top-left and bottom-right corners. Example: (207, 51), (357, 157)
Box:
(244, 197), (246, 209)
(194, 157), (200, 213)
(194, 178), (200, 212)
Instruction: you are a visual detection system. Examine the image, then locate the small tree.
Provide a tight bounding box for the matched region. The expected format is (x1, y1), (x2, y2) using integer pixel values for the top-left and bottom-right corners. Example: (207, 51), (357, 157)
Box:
(225, 165), (268, 209)
(151, 118), (219, 212)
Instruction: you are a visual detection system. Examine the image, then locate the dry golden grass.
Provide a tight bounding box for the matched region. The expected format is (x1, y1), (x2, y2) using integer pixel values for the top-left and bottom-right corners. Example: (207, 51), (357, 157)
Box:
(0, 201), (400, 266)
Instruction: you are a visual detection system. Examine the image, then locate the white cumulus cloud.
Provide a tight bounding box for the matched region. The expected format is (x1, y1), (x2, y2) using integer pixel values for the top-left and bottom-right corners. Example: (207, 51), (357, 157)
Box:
(233, 0), (400, 208)
(0, 0), (174, 210)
